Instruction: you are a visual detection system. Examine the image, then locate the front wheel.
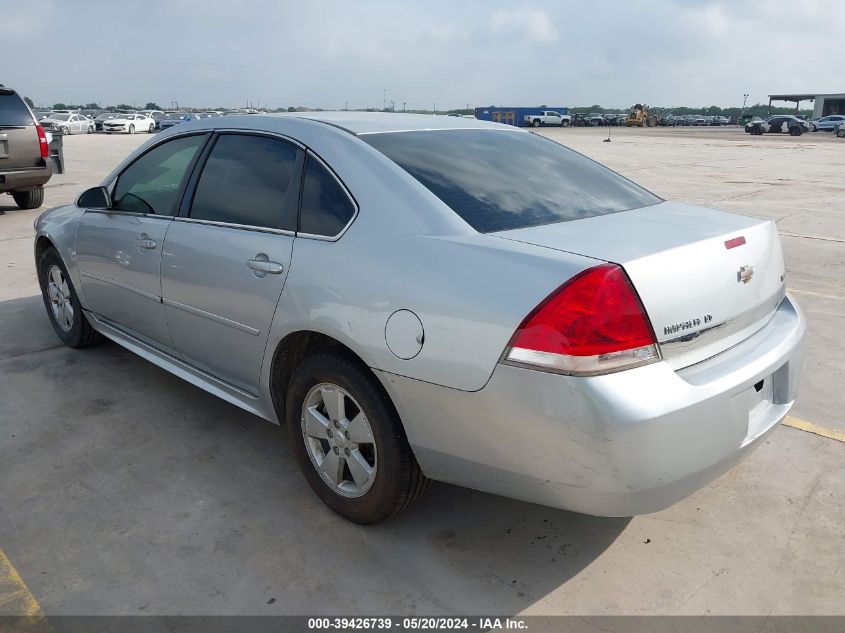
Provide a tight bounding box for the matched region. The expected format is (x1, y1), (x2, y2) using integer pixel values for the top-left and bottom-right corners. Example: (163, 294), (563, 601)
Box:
(148, 123), (155, 133)
(789, 127), (802, 136)
(837, 128), (845, 138)
(61, 126), (70, 135)
(128, 124), (135, 134)
(88, 126), (94, 134)
(532, 119), (540, 127)
(285, 352), (429, 524)
(561, 120), (570, 127)
(37, 247), (103, 348)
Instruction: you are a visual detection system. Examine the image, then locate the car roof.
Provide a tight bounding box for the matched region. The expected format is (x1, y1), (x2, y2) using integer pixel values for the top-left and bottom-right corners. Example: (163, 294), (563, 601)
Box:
(265, 111), (511, 135)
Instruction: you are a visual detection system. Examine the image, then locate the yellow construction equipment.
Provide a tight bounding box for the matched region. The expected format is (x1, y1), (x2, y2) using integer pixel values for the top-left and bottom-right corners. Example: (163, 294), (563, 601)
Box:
(625, 103), (658, 127)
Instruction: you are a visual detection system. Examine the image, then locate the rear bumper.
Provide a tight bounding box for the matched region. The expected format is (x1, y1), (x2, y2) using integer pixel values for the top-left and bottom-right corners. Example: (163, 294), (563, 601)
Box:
(379, 294), (805, 516)
(0, 164), (52, 192)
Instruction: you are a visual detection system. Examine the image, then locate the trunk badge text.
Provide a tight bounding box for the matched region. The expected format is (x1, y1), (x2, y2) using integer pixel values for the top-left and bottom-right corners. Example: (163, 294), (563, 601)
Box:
(663, 314), (714, 337)
(738, 265), (754, 284)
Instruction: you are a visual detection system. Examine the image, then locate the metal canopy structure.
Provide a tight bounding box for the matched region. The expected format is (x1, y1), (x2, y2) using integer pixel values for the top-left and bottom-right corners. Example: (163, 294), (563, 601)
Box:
(767, 94), (815, 114)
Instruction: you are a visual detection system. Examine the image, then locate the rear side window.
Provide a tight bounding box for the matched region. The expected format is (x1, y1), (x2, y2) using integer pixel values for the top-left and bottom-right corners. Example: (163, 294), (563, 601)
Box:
(190, 134), (301, 230)
(362, 129), (661, 233)
(113, 134), (206, 215)
(299, 156), (356, 237)
(0, 91), (34, 126)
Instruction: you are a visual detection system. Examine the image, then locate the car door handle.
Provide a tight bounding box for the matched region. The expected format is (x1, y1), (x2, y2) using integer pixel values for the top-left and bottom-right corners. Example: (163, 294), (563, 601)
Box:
(136, 237), (157, 250)
(246, 258), (284, 275)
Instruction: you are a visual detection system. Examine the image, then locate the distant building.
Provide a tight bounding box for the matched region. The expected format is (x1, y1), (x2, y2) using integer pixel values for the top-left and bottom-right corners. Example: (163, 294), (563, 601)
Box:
(768, 93), (845, 118)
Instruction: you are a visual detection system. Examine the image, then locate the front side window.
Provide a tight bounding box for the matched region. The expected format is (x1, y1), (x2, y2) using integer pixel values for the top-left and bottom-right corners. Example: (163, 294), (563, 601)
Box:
(362, 129), (660, 233)
(299, 156), (356, 237)
(189, 134), (301, 230)
(113, 134), (206, 215)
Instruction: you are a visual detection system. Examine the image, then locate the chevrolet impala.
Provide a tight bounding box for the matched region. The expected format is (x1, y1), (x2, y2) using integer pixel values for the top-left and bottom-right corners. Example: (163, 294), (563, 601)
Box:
(34, 113), (805, 523)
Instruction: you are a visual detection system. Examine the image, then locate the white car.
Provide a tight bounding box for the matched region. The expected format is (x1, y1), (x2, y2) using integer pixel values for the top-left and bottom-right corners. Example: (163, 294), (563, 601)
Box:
(40, 113), (94, 135)
(103, 113), (156, 134)
(836, 122), (845, 138)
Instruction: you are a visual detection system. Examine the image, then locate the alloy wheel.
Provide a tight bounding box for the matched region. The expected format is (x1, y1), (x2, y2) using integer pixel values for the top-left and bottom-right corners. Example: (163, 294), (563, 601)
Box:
(301, 382), (377, 498)
(46, 265), (74, 332)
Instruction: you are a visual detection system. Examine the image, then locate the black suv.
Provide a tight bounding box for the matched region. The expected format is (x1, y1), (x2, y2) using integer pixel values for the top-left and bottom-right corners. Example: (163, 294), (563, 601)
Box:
(0, 85), (52, 209)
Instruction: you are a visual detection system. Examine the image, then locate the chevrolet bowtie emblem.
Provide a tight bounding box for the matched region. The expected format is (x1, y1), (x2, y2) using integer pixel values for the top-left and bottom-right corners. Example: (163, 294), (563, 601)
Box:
(738, 265), (754, 284)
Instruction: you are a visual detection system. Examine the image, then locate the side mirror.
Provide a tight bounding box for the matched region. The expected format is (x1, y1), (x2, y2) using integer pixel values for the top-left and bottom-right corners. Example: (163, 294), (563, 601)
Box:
(77, 186), (111, 209)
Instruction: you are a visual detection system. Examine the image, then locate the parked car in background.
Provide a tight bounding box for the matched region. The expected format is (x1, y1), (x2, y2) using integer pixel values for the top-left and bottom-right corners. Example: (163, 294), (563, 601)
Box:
(34, 112), (805, 524)
(522, 110), (571, 127)
(139, 110), (166, 129)
(39, 113), (93, 135)
(809, 115), (845, 132)
(80, 109), (103, 119)
(745, 115), (810, 136)
(692, 116), (707, 126)
(93, 112), (120, 132)
(103, 113), (156, 134)
(0, 84), (51, 209)
(835, 122), (845, 138)
(197, 112), (223, 119)
(159, 112), (201, 130)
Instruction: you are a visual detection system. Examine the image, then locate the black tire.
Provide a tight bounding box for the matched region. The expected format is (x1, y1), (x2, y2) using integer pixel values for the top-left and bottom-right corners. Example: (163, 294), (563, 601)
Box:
(285, 351), (429, 524)
(561, 119), (570, 127)
(148, 124), (155, 133)
(810, 124), (817, 132)
(61, 126), (70, 135)
(789, 126), (802, 136)
(37, 247), (103, 348)
(532, 119), (540, 127)
(128, 124), (135, 134)
(88, 126), (94, 134)
(12, 187), (44, 210)
(837, 129), (845, 138)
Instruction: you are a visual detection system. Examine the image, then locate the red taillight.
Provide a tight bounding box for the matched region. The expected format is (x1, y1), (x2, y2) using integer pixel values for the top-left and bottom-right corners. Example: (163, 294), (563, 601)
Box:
(36, 125), (49, 159)
(724, 236), (746, 249)
(504, 264), (660, 375)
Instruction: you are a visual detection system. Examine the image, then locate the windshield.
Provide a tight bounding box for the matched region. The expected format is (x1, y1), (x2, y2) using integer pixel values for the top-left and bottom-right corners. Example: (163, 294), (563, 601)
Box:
(363, 129), (661, 233)
(51, 114), (71, 121)
(165, 113), (187, 120)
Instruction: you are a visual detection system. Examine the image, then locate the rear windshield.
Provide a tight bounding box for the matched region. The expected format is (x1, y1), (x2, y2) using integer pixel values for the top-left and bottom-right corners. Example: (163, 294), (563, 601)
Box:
(0, 91), (34, 126)
(362, 129), (660, 233)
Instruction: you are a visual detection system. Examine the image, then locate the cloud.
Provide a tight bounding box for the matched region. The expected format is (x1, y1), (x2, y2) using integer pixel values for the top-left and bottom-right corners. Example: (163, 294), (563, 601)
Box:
(2, 0), (843, 110)
(489, 9), (559, 43)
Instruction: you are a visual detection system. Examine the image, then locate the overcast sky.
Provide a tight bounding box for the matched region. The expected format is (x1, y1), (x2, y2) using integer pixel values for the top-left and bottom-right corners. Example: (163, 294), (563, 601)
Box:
(4, 0), (841, 110)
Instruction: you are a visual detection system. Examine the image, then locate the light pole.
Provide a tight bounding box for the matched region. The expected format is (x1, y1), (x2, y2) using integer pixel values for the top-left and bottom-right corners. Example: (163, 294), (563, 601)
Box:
(383, 89), (386, 110)
(740, 93), (749, 125)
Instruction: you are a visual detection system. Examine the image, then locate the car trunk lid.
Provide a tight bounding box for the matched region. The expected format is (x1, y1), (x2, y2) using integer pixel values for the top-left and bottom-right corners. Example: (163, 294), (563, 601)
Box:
(492, 201), (786, 369)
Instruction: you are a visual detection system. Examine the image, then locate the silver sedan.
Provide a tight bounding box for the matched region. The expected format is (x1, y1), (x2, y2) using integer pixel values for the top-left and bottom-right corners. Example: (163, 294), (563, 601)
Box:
(34, 113), (805, 524)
